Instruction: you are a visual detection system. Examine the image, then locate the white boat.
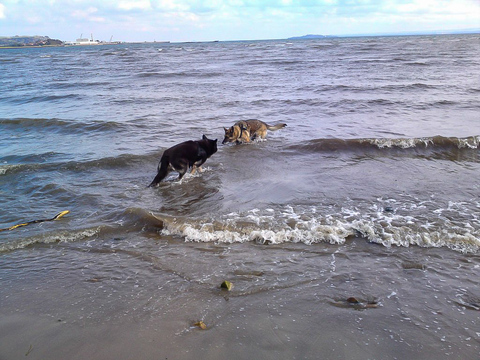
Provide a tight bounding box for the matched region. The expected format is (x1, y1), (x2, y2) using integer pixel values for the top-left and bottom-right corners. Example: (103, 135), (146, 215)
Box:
(73, 34), (100, 46)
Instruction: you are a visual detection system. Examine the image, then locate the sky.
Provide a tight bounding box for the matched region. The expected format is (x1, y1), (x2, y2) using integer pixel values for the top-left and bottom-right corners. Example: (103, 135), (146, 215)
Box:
(0, 0), (479, 42)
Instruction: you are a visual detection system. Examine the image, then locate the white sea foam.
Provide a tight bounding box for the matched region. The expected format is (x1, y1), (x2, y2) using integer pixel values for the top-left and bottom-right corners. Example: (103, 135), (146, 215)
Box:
(159, 205), (480, 253)
(457, 136), (480, 149)
(0, 164), (20, 175)
(367, 137), (434, 149)
(364, 136), (480, 149)
(0, 228), (101, 253)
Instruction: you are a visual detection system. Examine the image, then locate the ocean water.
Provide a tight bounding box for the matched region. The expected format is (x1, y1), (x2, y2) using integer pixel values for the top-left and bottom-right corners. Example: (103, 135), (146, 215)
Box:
(1, 34), (479, 359)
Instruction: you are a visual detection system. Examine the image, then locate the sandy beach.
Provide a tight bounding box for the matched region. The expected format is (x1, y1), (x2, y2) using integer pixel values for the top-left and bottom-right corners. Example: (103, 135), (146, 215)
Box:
(1, 239), (479, 360)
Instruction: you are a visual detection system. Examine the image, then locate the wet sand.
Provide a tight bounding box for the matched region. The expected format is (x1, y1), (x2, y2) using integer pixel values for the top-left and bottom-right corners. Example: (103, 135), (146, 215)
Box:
(1, 238), (479, 359)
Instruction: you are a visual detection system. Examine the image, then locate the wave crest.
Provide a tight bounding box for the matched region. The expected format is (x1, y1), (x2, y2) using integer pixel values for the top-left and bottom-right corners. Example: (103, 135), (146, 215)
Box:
(0, 227), (101, 253)
(156, 206), (480, 253)
(289, 135), (480, 153)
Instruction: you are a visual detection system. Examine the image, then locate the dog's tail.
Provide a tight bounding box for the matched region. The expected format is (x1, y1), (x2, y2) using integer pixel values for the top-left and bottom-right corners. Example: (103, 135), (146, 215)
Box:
(148, 156), (169, 187)
(266, 123), (287, 131)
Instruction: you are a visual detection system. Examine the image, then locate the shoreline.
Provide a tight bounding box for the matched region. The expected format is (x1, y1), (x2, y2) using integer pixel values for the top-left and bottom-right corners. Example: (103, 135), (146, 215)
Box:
(1, 238), (478, 359)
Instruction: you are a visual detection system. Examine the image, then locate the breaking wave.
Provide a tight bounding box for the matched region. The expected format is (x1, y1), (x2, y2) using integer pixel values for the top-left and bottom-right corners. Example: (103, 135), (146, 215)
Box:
(288, 135), (480, 157)
(2, 204), (478, 254)
(0, 227), (103, 253)
(157, 205), (480, 254)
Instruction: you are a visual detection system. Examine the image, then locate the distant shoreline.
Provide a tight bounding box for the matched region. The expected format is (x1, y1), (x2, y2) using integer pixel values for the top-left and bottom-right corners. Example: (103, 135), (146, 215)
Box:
(1, 30), (478, 50)
(0, 43), (119, 49)
(0, 44), (66, 49)
(0, 41), (169, 49)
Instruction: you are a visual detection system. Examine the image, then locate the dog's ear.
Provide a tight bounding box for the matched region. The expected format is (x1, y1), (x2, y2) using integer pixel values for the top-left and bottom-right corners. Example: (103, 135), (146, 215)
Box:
(224, 127), (229, 132)
(202, 135), (207, 140)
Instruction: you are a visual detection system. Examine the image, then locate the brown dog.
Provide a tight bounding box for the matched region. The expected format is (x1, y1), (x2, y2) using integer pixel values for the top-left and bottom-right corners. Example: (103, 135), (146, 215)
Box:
(222, 119), (286, 144)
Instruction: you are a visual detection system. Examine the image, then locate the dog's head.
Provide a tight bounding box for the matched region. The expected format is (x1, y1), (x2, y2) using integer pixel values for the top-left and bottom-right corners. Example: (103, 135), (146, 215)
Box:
(222, 122), (248, 144)
(222, 125), (240, 144)
(202, 135), (218, 155)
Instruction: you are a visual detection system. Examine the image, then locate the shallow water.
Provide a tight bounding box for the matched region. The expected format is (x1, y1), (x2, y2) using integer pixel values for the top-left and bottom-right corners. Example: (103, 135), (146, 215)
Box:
(1, 34), (479, 358)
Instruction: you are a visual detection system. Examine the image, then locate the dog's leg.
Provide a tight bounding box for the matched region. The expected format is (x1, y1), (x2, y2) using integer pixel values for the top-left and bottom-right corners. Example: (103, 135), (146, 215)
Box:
(149, 157), (170, 187)
(177, 166), (188, 180)
(191, 165), (203, 174)
(240, 132), (251, 143)
(172, 159), (189, 180)
(257, 128), (267, 139)
(191, 158), (206, 174)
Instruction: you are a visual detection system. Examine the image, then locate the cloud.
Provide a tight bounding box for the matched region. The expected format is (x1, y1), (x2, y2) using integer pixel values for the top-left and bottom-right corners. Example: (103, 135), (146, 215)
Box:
(117, 0), (151, 11)
(0, 0), (478, 42)
(71, 7), (105, 22)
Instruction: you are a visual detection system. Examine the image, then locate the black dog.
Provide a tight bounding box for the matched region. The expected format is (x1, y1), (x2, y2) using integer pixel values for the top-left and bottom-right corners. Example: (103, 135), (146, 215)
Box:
(149, 135), (218, 187)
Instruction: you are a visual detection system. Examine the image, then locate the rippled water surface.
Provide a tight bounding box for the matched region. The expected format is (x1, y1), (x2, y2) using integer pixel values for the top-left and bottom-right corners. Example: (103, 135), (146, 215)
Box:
(1, 34), (479, 359)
